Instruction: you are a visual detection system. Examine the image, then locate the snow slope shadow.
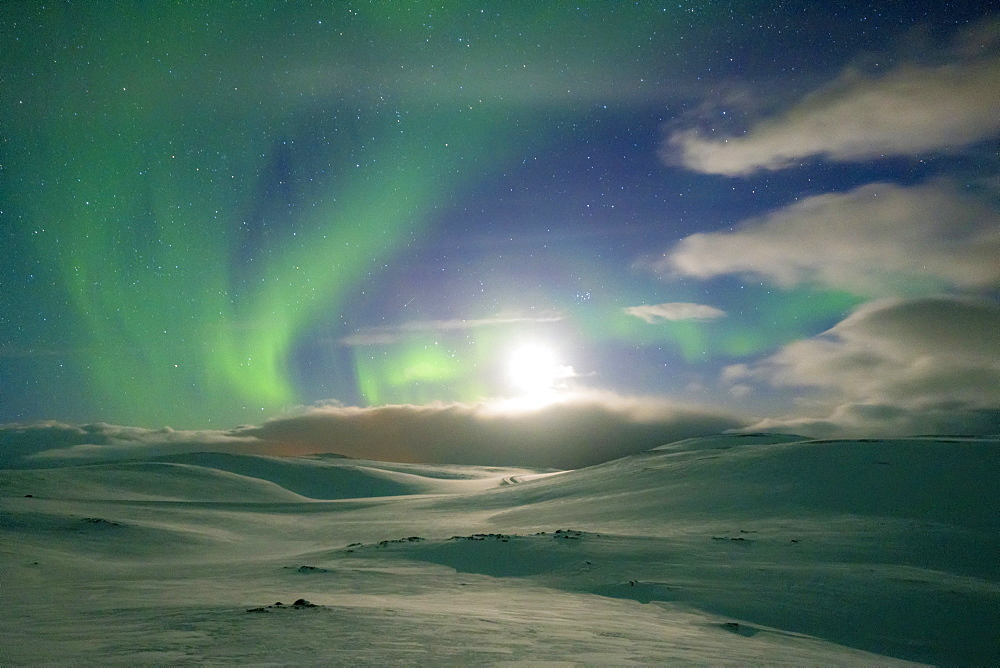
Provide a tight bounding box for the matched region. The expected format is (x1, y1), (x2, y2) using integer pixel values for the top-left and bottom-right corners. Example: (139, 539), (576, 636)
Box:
(346, 529), (600, 577)
(152, 452), (545, 499)
(336, 435), (1000, 666)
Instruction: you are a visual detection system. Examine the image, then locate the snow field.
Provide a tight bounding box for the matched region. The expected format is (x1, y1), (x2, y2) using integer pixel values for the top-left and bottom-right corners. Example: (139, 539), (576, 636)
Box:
(3, 434), (998, 664)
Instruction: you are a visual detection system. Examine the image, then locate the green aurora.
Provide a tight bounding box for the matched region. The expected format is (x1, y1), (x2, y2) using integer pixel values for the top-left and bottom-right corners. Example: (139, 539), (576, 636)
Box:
(3, 2), (871, 427)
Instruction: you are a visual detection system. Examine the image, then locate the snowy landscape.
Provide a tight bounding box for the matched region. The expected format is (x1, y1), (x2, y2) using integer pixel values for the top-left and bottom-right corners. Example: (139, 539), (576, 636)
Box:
(4, 4), (999, 664)
(3, 432), (998, 665)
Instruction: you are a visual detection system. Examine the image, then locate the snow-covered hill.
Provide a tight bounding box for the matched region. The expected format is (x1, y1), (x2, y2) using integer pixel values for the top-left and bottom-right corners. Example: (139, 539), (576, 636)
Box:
(2, 434), (997, 664)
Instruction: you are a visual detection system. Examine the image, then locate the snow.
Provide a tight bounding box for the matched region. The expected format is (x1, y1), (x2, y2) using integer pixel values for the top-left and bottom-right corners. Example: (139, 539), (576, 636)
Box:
(2, 434), (998, 665)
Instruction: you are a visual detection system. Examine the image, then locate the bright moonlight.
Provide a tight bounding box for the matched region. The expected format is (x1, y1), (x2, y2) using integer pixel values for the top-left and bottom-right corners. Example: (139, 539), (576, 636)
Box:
(507, 343), (573, 395)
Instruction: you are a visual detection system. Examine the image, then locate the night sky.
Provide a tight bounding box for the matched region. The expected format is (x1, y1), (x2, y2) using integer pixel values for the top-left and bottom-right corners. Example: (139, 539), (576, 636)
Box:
(2, 2), (998, 452)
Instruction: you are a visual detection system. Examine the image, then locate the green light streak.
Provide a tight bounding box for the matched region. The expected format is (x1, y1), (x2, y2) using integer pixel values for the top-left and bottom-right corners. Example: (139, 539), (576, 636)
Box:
(589, 286), (864, 363)
(714, 288), (863, 358)
(355, 342), (461, 406)
(3, 2), (740, 425)
(18, 106), (523, 424)
(351, 321), (520, 405)
(13, 67), (528, 425)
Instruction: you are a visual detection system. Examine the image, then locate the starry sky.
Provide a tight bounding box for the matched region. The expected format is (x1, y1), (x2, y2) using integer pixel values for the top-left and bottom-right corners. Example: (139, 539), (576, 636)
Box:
(2, 1), (998, 457)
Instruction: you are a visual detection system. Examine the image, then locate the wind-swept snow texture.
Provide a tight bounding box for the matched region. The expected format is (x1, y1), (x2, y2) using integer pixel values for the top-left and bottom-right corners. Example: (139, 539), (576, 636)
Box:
(2, 434), (998, 665)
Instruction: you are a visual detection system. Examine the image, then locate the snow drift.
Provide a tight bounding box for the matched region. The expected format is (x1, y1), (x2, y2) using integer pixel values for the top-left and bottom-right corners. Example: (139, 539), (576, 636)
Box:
(2, 433), (997, 665)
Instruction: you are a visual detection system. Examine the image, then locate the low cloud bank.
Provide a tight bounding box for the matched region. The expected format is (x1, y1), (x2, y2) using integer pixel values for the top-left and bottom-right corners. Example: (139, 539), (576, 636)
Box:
(0, 422), (255, 469)
(1, 391), (747, 470)
(236, 391), (745, 469)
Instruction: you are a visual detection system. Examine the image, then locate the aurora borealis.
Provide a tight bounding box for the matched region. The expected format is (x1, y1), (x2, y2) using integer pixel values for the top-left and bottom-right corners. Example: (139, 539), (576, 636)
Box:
(2, 2), (998, 445)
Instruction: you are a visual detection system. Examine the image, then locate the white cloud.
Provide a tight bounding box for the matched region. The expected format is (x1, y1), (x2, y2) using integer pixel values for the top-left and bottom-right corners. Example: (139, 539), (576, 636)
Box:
(727, 297), (1000, 437)
(664, 51), (1000, 175)
(624, 302), (726, 323)
(655, 180), (1000, 296)
(339, 313), (564, 346)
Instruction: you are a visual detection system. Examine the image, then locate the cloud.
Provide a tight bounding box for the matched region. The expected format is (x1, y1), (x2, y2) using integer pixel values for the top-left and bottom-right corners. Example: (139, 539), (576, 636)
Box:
(340, 313), (564, 346)
(727, 296), (1000, 437)
(0, 421), (260, 468)
(654, 179), (1000, 296)
(0, 392), (747, 470)
(746, 403), (1000, 440)
(663, 43), (1000, 174)
(236, 391), (747, 469)
(624, 302), (726, 323)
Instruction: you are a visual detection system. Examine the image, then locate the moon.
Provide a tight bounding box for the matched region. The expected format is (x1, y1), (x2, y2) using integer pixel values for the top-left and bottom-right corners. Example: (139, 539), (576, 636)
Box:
(507, 343), (571, 395)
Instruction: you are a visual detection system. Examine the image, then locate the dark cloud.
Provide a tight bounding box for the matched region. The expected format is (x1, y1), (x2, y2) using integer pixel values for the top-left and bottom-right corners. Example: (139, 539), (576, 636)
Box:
(728, 297), (1000, 437)
(0, 392), (748, 470)
(237, 391), (747, 469)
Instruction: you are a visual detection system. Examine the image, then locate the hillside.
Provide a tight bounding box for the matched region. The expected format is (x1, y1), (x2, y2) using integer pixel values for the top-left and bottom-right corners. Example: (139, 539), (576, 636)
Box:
(2, 434), (997, 664)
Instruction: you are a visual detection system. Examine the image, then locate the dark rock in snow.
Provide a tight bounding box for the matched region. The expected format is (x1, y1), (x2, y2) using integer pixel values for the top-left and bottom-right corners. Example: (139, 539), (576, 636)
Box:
(721, 621), (759, 637)
(82, 517), (121, 526)
(376, 536), (426, 547)
(553, 529), (586, 539)
(247, 599), (322, 613)
(292, 565), (328, 573)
